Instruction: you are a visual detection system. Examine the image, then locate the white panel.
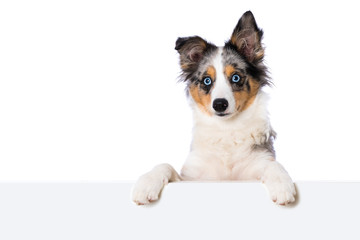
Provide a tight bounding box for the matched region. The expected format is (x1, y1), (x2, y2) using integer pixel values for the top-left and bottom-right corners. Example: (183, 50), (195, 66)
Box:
(0, 182), (359, 240)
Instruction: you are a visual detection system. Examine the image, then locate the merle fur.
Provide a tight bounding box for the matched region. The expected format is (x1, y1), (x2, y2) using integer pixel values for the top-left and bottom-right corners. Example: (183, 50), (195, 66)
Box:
(175, 11), (271, 90)
(252, 129), (277, 156)
(223, 43), (271, 87)
(175, 36), (217, 86)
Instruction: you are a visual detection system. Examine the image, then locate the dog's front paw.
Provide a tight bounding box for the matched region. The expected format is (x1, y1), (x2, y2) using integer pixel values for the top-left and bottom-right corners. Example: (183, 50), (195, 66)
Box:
(265, 180), (296, 205)
(132, 172), (168, 205)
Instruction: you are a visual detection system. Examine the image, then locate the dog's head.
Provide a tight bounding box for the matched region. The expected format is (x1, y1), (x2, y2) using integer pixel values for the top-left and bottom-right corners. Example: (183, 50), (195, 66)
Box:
(175, 11), (270, 118)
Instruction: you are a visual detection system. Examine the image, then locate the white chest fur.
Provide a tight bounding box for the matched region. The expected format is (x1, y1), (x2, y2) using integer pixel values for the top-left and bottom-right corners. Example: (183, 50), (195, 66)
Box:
(181, 90), (274, 180)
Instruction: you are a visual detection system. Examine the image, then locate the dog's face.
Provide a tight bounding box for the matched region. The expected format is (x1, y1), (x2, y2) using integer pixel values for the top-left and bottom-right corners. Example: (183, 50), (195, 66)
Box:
(176, 11), (269, 118)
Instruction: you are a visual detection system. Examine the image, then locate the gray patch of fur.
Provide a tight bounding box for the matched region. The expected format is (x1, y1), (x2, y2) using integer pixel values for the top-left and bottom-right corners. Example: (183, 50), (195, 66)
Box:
(252, 128), (277, 157)
(196, 49), (220, 78)
(221, 47), (248, 71)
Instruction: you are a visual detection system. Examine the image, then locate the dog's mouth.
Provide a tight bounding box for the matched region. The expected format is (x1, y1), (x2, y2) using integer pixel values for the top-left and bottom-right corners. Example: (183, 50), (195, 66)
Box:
(216, 113), (231, 117)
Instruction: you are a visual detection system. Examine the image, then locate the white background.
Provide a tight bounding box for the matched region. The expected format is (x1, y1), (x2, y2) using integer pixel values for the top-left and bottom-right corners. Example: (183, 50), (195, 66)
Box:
(1, 0), (360, 181)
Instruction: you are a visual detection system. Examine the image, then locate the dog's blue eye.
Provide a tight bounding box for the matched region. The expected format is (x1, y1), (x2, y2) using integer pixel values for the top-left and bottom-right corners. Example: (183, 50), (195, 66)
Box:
(232, 74), (241, 83)
(203, 77), (212, 86)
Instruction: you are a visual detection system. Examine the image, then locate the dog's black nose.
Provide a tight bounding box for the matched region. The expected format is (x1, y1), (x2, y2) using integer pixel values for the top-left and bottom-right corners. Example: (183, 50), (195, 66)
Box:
(213, 98), (228, 112)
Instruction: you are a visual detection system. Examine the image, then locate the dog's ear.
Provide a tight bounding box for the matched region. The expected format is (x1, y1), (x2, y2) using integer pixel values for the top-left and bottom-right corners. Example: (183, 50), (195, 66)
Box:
(175, 36), (210, 71)
(230, 11), (264, 63)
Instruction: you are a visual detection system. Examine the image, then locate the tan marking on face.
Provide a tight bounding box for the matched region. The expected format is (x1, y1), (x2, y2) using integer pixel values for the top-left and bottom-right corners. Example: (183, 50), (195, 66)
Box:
(181, 63), (190, 70)
(206, 66), (216, 80)
(234, 77), (260, 112)
(189, 84), (211, 115)
(224, 65), (236, 78)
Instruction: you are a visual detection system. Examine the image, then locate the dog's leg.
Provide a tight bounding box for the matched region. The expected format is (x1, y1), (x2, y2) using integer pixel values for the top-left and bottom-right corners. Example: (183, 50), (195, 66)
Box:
(243, 157), (296, 205)
(132, 163), (181, 205)
(260, 160), (296, 205)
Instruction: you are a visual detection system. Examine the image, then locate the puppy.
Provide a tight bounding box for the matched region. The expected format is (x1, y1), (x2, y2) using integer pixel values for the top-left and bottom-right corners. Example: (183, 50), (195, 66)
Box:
(132, 11), (296, 205)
